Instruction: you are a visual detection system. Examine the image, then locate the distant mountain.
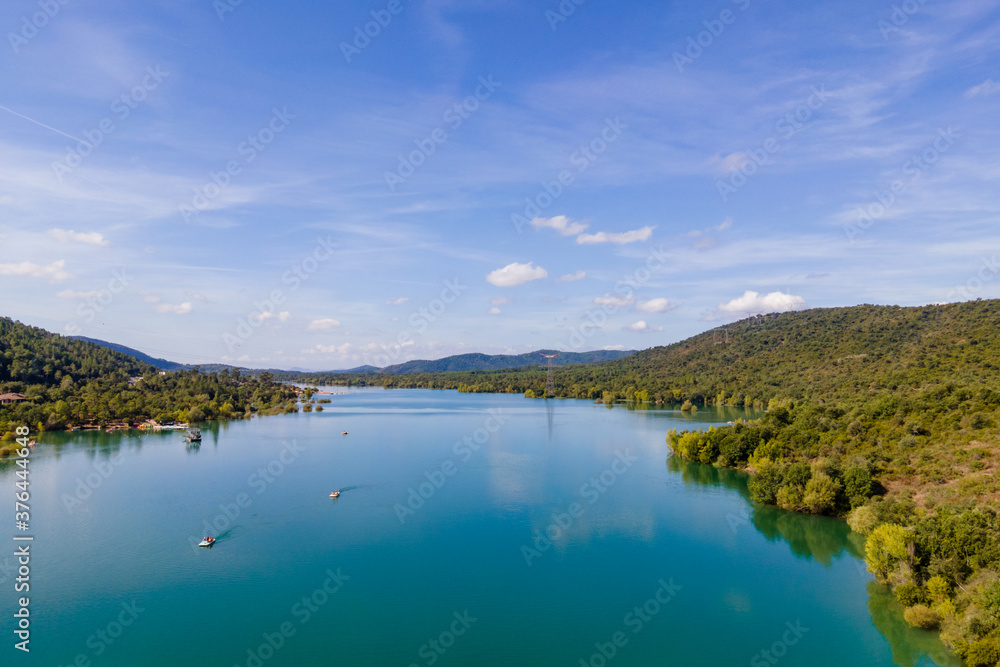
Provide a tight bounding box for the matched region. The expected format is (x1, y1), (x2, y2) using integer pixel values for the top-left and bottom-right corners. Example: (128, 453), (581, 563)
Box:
(380, 349), (636, 374)
(71, 337), (188, 371)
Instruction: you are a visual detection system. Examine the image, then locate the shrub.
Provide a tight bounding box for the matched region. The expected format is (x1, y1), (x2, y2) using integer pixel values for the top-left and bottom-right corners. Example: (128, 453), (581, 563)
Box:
(902, 604), (940, 630)
(926, 575), (952, 604)
(843, 465), (873, 509)
(847, 505), (879, 535)
(803, 473), (842, 514)
(965, 637), (1000, 667)
(866, 524), (910, 583)
(680, 400), (693, 411)
(749, 464), (784, 505)
(776, 484), (804, 511)
(0, 447), (10, 459)
(895, 583), (926, 607)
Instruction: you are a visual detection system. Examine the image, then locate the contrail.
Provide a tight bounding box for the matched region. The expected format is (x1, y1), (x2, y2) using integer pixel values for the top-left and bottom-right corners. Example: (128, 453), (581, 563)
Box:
(0, 103), (81, 143)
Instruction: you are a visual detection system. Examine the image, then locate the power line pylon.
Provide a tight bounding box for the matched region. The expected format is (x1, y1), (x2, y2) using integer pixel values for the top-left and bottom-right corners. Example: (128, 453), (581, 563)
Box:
(541, 353), (558, 396)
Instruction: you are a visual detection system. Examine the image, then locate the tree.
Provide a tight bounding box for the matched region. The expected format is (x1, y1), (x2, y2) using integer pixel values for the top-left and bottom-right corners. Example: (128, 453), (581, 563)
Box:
(866, 524), (910, 583)
(803, 473), (841, 514)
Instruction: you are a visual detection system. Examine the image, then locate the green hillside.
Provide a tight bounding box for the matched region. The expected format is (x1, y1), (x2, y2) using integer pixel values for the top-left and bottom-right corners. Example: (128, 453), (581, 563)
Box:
(0, 317), (297, 433)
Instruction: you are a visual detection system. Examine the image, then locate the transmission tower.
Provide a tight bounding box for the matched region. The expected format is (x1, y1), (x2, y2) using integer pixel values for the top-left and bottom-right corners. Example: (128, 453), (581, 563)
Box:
(541, 353), (558, 396)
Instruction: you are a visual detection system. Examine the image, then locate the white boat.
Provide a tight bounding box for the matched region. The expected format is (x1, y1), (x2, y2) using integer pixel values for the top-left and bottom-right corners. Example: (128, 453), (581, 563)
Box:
(330, 490), (341, 498)
(198, 537), (215, 547)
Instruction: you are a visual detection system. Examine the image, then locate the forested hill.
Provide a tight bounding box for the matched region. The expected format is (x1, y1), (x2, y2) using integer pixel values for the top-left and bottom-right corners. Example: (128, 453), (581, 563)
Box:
(382, 349), (636, 374)
(367, 301), (999, 405)
(1, 318), (153, 383)
(71, 336), (187, 371)
(589, 300), (1000, 406)
(0, 317), (296, 431)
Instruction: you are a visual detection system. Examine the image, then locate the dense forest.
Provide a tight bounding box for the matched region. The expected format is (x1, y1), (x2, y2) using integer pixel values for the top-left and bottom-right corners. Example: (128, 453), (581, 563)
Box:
(0, 318), (297, 445)
(330, 300), (1000, 663)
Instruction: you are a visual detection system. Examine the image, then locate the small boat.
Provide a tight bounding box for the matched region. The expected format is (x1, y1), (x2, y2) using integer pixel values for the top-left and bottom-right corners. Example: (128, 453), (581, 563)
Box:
(341, 430), (349, 435)
(184, 428), (202, 443)
(198, 536), (215, 548)
(329, 490), (341, 499)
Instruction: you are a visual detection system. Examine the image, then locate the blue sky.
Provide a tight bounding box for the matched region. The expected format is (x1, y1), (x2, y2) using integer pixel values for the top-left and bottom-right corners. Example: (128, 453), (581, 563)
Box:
(1, 0), (998, 370)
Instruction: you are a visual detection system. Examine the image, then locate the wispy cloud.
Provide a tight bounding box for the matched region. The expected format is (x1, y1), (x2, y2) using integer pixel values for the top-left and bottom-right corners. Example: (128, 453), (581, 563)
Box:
(46, 229), (110, 246)
(385, 297), (409, 305)
(307, 318), (341, 331)
(577, 226), (655, 245)
(594, 293), (634, 308)
(556, 270), (586, 283)
(155, 302), (193, 315)
(531, 215), (589, 236)
(486, 262), (548, 287)
(624, 320), (662, 332)
(636, 298), (677, 314)
(56, 289), (102, 299)
(0, 260), (72, 282)
(964, 79), (1000, 98)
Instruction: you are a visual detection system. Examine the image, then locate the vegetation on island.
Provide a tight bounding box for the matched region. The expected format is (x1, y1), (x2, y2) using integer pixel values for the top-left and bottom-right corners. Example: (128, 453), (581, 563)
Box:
(0, 318), (298, 448)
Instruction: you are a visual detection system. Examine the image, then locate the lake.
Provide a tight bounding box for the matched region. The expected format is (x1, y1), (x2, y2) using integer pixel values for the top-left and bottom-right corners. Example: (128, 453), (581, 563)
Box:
(0, 389), (958, 666)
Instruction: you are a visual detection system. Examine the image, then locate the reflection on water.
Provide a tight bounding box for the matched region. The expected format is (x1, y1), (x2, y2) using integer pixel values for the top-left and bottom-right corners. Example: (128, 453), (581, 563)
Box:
(867, 583), (962, 667)
(668, 455), (958, 667)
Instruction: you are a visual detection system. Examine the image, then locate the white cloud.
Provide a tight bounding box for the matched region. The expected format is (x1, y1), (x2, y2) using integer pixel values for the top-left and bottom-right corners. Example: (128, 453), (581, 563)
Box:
(308, 343), (353, 355)
(531, 215), (589, 236)
(625, 320), (662, 332)
(718, 291), (806, 316)
(556, 270), (586, 283)
(259, 311), (290, 322)
(577, 226), (655, 245)
(487, 307), (501, 315)
(0, 260), (72, 282)
(385, 297), (409, 305)
(155, 302), (193, 314)
(46, 229), (110, 246)
(636, 298), (677, 313)
(965, 79), (1000, 98)
(490, 297), (513, 306)
(307, 318), (341, 331)
(603, 345), (625, 351)
(594, 293), (635, 308)
(56, 289), (101, 299)
(486, 262), (548, 287)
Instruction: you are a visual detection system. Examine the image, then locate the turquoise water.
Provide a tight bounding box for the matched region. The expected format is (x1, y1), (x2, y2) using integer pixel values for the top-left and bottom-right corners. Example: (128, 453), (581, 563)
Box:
(0, 389), (957, 666)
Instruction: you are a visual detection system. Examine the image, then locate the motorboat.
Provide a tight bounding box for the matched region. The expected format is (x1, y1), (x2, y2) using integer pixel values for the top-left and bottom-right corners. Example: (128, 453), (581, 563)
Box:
(198, 536), (215, 547)
(184, 428), (202, 443)
(341, 430), (349, 435)
(329, 490), (341, 498)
